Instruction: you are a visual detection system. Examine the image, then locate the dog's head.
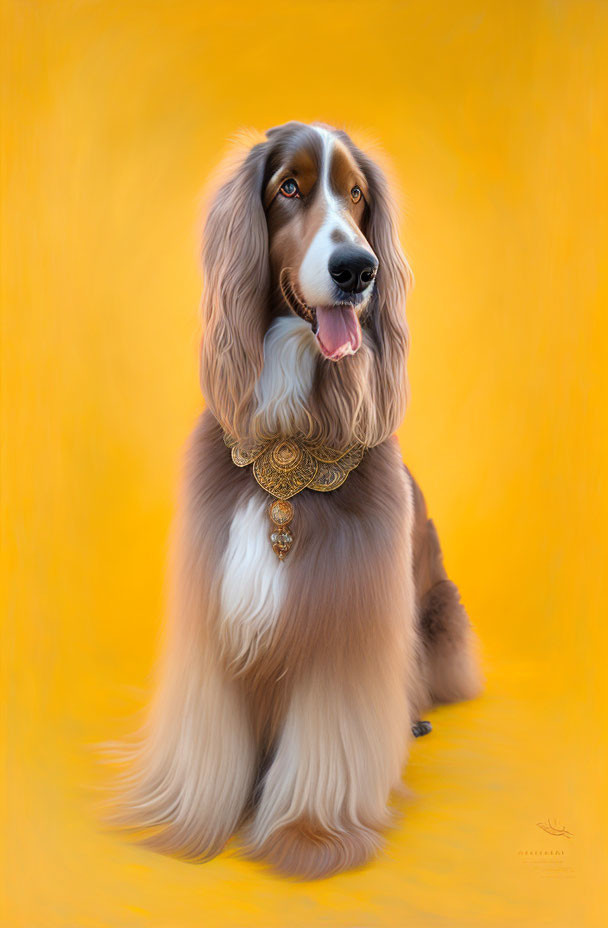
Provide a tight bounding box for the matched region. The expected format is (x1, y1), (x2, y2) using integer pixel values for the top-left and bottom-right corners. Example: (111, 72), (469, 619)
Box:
(264, 123), (378, 361)
(200, 121), (412, 446)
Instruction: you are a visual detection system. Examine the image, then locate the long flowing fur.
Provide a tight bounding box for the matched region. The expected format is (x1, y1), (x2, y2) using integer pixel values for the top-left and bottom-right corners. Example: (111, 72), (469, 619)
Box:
(199, 140), (270, 440)
(109, 123), (481, 879)
(110, 417), (420, 877)
(108, 416), (257, 859)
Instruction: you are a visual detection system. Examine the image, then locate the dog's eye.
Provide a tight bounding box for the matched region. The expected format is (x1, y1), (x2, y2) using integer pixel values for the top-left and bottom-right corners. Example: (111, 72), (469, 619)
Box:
(279, 179), (300, 199)
(351, 185), (362, 203)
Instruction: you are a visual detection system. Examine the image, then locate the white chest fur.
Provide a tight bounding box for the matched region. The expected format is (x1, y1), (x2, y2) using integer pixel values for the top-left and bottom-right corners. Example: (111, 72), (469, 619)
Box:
(219, 490), (287, 669)
(253, 315), (317, 436)
(219, 316), (316, 667)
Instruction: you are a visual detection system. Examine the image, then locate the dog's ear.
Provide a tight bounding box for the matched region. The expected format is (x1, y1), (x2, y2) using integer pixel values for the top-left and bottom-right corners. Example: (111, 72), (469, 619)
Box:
(344, 144), (412, 436)
(200, 140), (269, 438)
(362, 151), (412, 381)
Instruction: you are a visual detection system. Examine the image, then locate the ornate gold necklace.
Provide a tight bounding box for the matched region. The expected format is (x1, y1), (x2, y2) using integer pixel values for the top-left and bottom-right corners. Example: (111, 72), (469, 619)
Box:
(224, 433), (365, 559)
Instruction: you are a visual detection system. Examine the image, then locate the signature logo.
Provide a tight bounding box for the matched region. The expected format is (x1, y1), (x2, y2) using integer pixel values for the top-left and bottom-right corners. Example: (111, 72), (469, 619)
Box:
(536, 818), (573, 838)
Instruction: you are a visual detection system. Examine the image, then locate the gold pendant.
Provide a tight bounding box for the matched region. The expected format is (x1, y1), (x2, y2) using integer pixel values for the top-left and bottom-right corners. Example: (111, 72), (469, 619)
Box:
(268, 498), (294, 559)
(225, 433), (365, 560)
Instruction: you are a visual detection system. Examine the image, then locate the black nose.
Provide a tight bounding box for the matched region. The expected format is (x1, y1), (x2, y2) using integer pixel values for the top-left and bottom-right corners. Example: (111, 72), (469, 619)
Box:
(328, 245), (378, 294)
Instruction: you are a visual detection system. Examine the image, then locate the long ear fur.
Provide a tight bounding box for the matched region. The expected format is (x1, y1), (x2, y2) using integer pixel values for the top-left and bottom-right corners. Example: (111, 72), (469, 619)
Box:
(199, 140), (270, 439)
(358, 144), (413, 438)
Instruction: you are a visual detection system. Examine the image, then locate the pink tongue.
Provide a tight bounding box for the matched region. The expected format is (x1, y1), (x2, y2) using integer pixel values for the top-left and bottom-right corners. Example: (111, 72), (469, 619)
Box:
(315, 306), (362, 360)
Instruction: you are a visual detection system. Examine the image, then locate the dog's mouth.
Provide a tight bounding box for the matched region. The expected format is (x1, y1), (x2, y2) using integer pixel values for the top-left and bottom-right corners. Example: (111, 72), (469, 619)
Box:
(280, 270), (363, 362)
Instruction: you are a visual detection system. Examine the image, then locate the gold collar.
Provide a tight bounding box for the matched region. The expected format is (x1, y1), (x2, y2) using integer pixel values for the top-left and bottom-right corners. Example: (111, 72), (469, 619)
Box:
(224, 433), (365, 559)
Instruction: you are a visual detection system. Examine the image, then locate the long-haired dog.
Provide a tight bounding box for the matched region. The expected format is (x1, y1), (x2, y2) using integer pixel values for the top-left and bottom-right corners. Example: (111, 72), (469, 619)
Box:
(113, 121), (482, 879)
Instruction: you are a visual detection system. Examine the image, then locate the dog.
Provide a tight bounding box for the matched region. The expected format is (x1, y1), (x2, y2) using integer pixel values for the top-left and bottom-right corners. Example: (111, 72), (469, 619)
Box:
(114, 121), (482, 879)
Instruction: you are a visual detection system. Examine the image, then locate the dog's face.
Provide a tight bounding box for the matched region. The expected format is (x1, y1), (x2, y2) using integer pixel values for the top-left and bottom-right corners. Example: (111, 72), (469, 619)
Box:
(263, 125), (378, 361)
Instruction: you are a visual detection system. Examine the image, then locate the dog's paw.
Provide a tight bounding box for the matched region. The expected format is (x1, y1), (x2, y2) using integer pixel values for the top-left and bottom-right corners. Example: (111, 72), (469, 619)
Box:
(246, 818), (382, 880)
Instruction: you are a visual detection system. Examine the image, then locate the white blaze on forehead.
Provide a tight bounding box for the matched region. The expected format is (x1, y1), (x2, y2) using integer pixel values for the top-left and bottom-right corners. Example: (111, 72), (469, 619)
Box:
(298, 127), (360, 306)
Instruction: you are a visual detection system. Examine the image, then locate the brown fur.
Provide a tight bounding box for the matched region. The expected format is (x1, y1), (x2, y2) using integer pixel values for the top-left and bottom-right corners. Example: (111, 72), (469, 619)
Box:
(110, 122), (481, 880)
(407, 468), (483, 709)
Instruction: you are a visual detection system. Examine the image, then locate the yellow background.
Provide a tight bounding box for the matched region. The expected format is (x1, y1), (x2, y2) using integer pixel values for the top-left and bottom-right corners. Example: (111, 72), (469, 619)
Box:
(2, 1), (607, 925)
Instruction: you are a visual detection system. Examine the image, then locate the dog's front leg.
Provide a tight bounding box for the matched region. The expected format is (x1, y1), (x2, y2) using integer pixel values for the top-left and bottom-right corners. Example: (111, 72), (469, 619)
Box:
(244, 645), (411, 879)
(114, 637), (256, 861)
(112, 450), (258, 862)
